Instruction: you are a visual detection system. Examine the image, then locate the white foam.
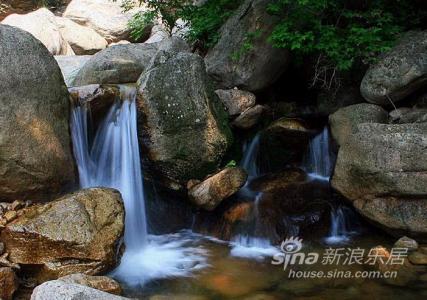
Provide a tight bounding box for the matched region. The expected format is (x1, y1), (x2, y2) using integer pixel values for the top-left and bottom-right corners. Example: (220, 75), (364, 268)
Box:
(230, 235), (277, 261)
(111, 233), (209, 286)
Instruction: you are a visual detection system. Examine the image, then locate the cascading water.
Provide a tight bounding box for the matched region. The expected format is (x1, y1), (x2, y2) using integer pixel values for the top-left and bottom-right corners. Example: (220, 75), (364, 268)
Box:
(303, 126), (334, 181)
(70, 85), (207, 286)
(230, 135), (277, 259)
(324, 205), (361, 245)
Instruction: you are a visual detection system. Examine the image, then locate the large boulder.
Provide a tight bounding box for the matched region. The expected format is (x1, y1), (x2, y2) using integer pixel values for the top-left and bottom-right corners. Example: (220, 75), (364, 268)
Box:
(188, 167), (247, 211)
(55, 17), (108, 55)
(55, 55), (92, 87)
(361, 31), (427, 105)
(0, 24), (75, 202)
(0, 188), (124, 281)
(205, 0), (290, 91)
(72, 37), (189, 86)
(329, 103), (388, 146)
(332, 123), (427, 240)
(1, 8), (74, 55)
(137, 51), (232, 190)
(31, 280), (130, 300)
(63, 0), (147, 43)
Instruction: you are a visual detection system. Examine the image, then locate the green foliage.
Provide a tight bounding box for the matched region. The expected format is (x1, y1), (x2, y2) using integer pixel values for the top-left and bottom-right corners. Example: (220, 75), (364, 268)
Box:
(121, 0), (242, 49)
(267, 0), (425, 71)
(180, 0), (244, 49)
(225, 160), (237, 168)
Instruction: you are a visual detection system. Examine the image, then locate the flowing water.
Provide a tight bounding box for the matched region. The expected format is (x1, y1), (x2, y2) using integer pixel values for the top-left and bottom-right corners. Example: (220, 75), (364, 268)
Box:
(70, 85), (207, 286)
(70, 100), (426, 298)
(303, 126), (334, 181)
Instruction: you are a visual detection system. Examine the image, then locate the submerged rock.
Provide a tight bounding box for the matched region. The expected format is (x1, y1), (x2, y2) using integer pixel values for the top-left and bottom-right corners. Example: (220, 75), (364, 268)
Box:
(0, 267), (18, 300)
(58, 273), (122, 295)
(361, 31), (427, 105)
(1, 8), (74, 55)
(31, 280), (130, 300)
(0, 188), (124, 281)
(215, 89), (256, 117)
(137, 51), (232, 189)
(0, 24), (75, 202)
(332, 123), (427, 240)
(249, 168), (306, 193)
(55, 17), (108, 55)
(205, 0), (289, 91)
(188, 167), (247, 211)
(329, 103), (388, 146)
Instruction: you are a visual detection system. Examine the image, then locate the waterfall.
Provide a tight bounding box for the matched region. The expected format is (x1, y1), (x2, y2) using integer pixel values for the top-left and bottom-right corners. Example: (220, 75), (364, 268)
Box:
(71, 86), (147, 249)
(70, 85), (207, 286)
(303, 126), (334, 181)
(240, 134), (261, 179)
(229, 136), (277, 259)
(324, 205), (360, 245)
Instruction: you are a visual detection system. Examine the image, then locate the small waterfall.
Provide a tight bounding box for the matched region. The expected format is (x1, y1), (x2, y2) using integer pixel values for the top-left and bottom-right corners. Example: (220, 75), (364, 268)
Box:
(324, 206), (360, 245)
(71, 86), (147, 249)
(303, 126), (334, 181)
(229, 140), (277, 259)
(240, 134), (261, 179)
(70, 85), (207, 286)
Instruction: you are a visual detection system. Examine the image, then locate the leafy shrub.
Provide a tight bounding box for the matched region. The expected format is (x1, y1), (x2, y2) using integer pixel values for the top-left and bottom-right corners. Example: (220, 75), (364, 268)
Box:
(267, 0), (425, 72)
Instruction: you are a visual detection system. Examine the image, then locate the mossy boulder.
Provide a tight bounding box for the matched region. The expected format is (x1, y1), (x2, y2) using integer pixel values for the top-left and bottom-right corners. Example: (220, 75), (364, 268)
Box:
(137, 51), (232, 190)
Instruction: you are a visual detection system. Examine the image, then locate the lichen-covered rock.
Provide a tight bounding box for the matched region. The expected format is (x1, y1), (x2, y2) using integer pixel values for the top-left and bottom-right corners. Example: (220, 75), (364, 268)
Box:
(55, 17), (108, 55)
(137, 51), (232, 189)
(0, 188), (124, 281)
(1, 8), (74, 55)
(0, 24), (75, 202)
(215, 89), (256, 117)
(329, 103), (388, 146)
(188, 167), (247, 210)
(58, 273), (122, 295)
(361, 31), (427, 105)
(31, 280), (130, 300)
(0, 267), (18, 300)
(332, 123), (427, 240)
(55, 55), (92, 87)
(205, 0), (289, 91)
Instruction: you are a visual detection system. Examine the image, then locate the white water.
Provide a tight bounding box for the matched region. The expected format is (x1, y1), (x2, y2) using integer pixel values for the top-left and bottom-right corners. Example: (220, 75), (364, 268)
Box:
(324, 206), (359, 245)
(70, 86), (207, 286)
(303, 126), (333, 181)
(231, 145), (276, 259)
